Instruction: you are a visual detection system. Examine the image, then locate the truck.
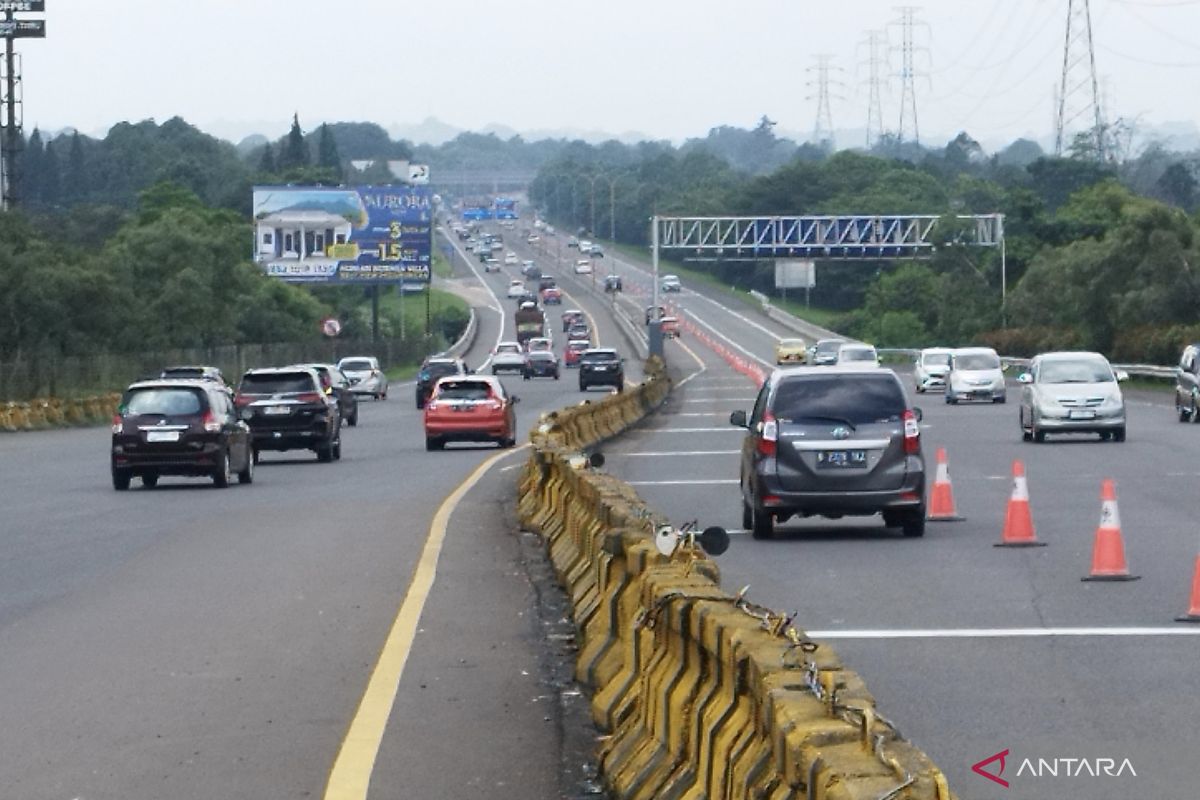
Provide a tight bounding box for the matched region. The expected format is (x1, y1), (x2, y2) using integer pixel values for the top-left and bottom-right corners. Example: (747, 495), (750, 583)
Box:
(514, 303), (546, 346)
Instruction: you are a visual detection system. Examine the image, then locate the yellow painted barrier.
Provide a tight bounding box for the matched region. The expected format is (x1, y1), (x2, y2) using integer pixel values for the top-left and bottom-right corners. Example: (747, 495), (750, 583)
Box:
(1, 392), (121, 433)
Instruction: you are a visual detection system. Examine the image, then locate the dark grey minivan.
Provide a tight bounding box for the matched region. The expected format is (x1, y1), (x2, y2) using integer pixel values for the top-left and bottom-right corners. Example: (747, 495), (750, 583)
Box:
(730, 367), (926, 539)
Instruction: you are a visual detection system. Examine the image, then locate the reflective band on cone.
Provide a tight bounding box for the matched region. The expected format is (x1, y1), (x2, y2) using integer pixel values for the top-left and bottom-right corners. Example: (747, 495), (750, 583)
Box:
(1176, 555), (1200, 622)
(996, 459), (1045, 547)
(927, 446), (963, 521)
(1082, 479), (1139, 581)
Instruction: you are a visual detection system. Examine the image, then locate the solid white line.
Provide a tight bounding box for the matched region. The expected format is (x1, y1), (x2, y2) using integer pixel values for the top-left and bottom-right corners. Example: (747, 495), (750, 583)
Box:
(639, 427), (742, 433)
(628, 479), (740, 486)
(675, 330), (709, 387)
(675, 412), (730, 417)
(807, 627), (1200, 639)
(682, 309), (774, 370)
(441, 228), (506, 371)
(683, 387), (760, 393)
(620, 450), (740, 457)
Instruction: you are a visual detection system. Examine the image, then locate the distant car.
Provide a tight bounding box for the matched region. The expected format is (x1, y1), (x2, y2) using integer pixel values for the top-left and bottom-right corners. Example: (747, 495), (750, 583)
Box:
(562, 309), (585, 333)
(423, 375), (518, 451)
(834, 343), (880, 369)
(515, 290), (539, 307)
(537, 275), (557, 291)
(591, 245), (604, 258)
(1174, 343), (1200, 421)
(730, 367), (926, 539)
(504, 252), (519, 265)
(578, 348), (625, 392)
(545, 225), (556, 236)
(483, 258), (501, 273)
(525, 337), (553, 353)
(913, 348), (952, 394)
(492, 342), (527, 374)
(236, 367), (342, 463)
(506, 279), (527, 298)
(526, 234), (540, 243)
(567, 236), (579, 248)
(603, 274), (622, 293)
(573, 259), (593, 275)
(578, 240), (594, 254)
(645, 305), (667, 325)
(111, 379), (254, 490)
(660, 274), (682, 293)
(567, 323), (591, 342)
(521, 261), (540, 279)
(541, 286), (563, 305)
(416, 357), (469, 408)
(810, 338), (846, 366)
(524, 350), (560, 380)
(1019, 352), (1127, 442)
(564, 339), (588, 368)
(338, 356), (389, 400)
(774, 339), (808, 365)
(945, 347), (1006, 404)
(292, 363), (360, 426)
(660, 316), (679, 338)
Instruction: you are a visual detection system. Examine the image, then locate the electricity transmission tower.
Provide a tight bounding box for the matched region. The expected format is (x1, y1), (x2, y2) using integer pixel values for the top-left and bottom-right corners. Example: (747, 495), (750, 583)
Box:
(807, 55), (843, 150)
(1054, 0), (1107, 159)
(858, 30), (888, 149)
(890, 6), (929, 146)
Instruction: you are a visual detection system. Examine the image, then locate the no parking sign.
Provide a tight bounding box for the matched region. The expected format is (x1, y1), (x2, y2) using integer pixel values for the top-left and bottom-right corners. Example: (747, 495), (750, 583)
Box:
(320, 317), (343, 337)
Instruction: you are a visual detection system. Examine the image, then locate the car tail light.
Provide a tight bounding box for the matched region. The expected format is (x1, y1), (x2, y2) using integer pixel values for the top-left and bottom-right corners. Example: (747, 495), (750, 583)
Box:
(202, 410), (222, 433)
(234, 394), (254, 407)
(903, 409), (921, 454)
(425, 400), (439, 411)
(756, 411), (778, 457)
(296, 392), (323, 404)
(111, 414), (124, 434)
(486, 399), (503, 411)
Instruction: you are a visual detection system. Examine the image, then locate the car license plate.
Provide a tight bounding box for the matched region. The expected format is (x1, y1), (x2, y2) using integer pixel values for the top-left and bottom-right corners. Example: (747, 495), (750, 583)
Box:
(146, 430), (180, 443)
(264, 405), (291, 415)
(1068, 409), (1096, 420)
(817, 449), (867, 468)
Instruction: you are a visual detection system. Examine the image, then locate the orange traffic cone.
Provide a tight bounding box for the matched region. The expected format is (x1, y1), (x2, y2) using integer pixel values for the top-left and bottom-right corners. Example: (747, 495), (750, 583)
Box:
(927, 447), (964, 521)
(1176, 554), (1200, 622)
(1082, 480), (1139, 581)
(996, 460), (1046, 547)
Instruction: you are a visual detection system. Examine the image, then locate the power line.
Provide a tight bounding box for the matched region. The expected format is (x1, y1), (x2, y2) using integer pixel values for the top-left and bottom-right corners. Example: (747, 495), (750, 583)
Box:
(890, 6), (930, 145)
(1054, 0), (1107, 159)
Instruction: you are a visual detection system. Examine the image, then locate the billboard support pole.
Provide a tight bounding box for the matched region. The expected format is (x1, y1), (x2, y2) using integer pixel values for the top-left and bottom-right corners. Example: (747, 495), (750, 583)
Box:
(425, 281), (431, 338)
(2, 11), (17, 210)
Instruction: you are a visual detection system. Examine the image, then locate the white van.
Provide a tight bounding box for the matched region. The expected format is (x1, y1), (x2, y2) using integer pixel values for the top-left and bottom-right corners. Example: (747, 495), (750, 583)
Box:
(946, 347), (1006, 404)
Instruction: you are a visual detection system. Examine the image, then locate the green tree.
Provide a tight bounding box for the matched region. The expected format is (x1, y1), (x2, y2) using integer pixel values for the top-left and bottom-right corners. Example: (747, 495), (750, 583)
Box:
(280, 113), (309, 171)
(317, 123), (342, 179)
(258, 142), (277, 174)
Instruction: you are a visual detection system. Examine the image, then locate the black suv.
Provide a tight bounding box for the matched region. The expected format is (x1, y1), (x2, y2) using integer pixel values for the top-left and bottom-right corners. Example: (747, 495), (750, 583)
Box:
(294, 363), (359, 426)
(416, 357), (469, 409)
(236, 367), (342, 463)
(730, 367), (926, 540)
(1175, 343), (1200, 421)
(111, 379), (254, 490)
(578, 348), (624, 392)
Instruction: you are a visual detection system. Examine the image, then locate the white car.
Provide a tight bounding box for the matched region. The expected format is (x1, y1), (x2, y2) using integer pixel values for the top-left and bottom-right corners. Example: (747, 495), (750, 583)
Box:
(483, 258), (501, 273)
(1018, 351), (1127, 442)
(913, 347), (953, 393)
(834, 343), (880, 368)
(579, 240), (593, 254)
(525, 337), (553, 353)
(526, 234), (540, 243)
(661, 274), (682, 292)
(506, 280), (527, 298)
(574, 259), (593, 275)
(491, 342), (527, 374)
(946, 347), (1006, 404)
(504, 252), (519, 265)
(337, 356), (389, 400)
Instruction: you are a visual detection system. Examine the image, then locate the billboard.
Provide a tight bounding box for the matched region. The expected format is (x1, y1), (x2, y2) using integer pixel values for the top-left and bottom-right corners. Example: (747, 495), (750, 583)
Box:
(775, 259), (816, 289)
(495, 197), (518, 219)
(252, 185), (432, 284)
(0, 18), (45, 37)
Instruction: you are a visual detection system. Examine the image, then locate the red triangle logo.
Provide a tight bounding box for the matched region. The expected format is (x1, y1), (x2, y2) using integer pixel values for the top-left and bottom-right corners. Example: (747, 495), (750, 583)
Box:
(972, 748), (1010, 788)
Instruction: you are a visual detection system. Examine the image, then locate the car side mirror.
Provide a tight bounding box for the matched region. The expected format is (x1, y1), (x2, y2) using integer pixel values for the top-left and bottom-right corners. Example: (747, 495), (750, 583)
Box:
(1017, 373), (1032, 384)
(1115, 370), (1129, 382)
(730, 410), (748, 428)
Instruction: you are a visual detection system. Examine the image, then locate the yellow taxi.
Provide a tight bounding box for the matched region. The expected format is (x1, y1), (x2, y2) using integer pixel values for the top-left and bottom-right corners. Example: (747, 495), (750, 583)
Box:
(774, 338), (808, 365)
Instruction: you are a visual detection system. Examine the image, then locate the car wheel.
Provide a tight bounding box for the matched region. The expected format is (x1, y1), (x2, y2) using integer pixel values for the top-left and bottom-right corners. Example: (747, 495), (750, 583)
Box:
(523, 373), (531, 381)
(492, 368), (499, 375)
(994, 394), (1007, 404)
(1033, 424), (1046, 443)
(112, 469), (132, 491)
(882, 511), (901, 528)
(237, 451), (254, 484)
(416, 396), (425, 410)
(1191, 393), (1200, 423)
(579, 382), (587, 391)
(915, 384), (924, 394)
(901, 511), (926, 538)
(212, 450), (231, 487)
(554, 371), (560, 380)
(750, 504), (774, 540)
(252, 447), (261, 465)
(742, 497), (753, 530)
(333, 434), (342, 461)
(316, 440), (334, 463)
(1113, 427), (1126, 443)
(944, 393), (955, 404)
(142, 473), (159, 489)
(348, 411), (358, 427)
(425, 436), (444, 451)
(1178, 398), (1191, 422)
(381, 390), (388, 401)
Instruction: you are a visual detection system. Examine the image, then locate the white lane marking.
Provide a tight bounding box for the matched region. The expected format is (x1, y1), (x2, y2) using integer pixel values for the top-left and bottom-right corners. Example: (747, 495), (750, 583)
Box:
(682, 387), (760, 393)
(680, 397), (756, 404)
(441, 228), (506, 371)
(685, 308), (774, 369)
(619, 450), (740, 457)
(675, 412), (731, 417)
(499, 463), (523, 472)
(675, 335), (708, 387)
(628, 479), (740, 486)
(638, 427), (742, 433)
(808, 627), (1200, 639)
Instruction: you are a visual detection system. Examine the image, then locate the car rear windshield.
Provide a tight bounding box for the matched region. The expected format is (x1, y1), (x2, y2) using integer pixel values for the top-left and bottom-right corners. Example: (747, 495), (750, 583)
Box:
(161, 368), (207, 379)
(922, 353), (950, 366)
(581, 352), (619, 364)
(123, 388), (205, 416)
(340, 359), (374, 371)
(435, 381), (493, 401)
(772, 374), (906, 425)
(424, 362), (461, 378)
(496, 345), (521, 354)
(955, 353), (1001, 370)
(816, 340), (844, 354)
(240, 373), (314, 394)
(841, 349), (876, 361)
(1039, 360), (1113, 383)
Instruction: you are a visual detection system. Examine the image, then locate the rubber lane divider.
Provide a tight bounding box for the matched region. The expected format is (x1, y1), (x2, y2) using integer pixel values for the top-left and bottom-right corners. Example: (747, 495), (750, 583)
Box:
(518, 357), (956, 799)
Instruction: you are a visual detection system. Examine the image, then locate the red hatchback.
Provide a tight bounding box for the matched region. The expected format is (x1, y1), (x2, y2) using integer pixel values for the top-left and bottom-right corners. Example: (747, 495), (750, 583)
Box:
(564, 339), (589, 367)
(423, 376), (519, 451)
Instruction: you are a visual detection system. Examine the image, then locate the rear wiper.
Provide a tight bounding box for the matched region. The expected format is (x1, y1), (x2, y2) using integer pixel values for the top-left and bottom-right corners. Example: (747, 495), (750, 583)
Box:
(786, 415), (857, 430)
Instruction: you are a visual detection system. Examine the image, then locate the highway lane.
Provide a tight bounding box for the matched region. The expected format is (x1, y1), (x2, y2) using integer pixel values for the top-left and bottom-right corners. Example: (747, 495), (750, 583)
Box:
(587, 265), (1200, 797)
(0, 229), (653, 799)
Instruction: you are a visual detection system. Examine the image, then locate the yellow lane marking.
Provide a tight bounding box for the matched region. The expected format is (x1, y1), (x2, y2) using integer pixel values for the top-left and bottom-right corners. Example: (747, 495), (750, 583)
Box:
(324, 444), (530, 800)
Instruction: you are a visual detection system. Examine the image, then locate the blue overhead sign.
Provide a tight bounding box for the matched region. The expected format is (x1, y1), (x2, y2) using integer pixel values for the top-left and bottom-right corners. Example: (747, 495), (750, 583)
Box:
(252, 185), (433, 284)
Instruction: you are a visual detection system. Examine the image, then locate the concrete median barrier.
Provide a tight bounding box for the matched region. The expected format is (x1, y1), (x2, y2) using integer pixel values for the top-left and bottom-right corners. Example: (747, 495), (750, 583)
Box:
(519, 358), (955, 800)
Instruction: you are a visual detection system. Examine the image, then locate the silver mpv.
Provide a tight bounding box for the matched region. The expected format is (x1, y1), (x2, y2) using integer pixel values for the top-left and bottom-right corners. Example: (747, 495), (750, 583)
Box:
(730, 367), (926, 540)
(1018, 352), (1128, 442)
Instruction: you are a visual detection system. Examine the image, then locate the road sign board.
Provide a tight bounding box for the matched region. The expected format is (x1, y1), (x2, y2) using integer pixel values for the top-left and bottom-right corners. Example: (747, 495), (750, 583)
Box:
(0, 18), (45, 38)
(0, 2), (46, 12)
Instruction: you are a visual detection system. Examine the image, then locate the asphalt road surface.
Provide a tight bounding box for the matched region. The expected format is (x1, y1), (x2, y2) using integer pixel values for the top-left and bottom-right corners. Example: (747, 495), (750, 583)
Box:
(587, 239), (1200, 799)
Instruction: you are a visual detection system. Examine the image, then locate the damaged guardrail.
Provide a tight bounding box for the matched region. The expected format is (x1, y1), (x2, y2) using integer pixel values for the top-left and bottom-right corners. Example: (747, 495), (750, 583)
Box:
(518, 360), (955, 800)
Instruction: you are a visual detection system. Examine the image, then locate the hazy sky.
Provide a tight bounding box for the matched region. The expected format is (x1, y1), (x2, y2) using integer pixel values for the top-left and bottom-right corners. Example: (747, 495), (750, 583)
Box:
(20, 0), (1200, 148)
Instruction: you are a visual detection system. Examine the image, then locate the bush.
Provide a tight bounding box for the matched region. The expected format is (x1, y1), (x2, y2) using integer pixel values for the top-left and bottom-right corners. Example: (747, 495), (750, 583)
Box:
(1112, 325), (1200, 364)
(975, 327), (1085, 358)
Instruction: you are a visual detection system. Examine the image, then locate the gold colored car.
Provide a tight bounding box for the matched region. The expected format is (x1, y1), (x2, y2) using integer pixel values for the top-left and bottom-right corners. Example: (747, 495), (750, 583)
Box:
(774, 338), (808, 365)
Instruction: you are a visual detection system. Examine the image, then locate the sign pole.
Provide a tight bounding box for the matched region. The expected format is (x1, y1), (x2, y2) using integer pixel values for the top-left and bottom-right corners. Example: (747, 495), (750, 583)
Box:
(371, 285), (380, 344)
(3, 11), (15, 210)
